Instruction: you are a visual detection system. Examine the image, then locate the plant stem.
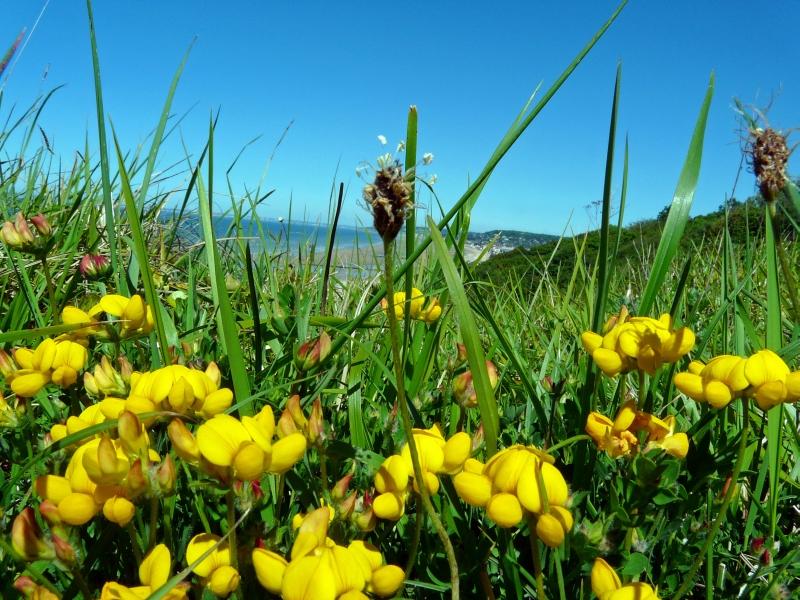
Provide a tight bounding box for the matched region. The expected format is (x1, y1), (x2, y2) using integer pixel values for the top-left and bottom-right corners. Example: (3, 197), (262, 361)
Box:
(383, 238), (460, 599)
(226, 489), (238, 571)
(403, 495), (423, 578)
(672, 400), (751, 599)
(147, 495), (159, 552)
(546, 434), (591, 454)
(71, 565), (93, 600)
(527, 516), (546, 600)
(41, 257), (57, 314)
(127, 523), (143, 564)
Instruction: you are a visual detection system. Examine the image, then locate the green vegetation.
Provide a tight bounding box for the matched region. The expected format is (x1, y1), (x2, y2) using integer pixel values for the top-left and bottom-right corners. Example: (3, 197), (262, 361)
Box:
(2, 2), (800, 599)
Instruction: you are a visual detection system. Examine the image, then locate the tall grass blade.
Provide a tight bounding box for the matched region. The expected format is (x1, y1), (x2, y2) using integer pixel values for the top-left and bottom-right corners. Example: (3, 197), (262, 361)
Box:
(197, 118), (253, 415)
(591, 63), (621, 332)
(85, 0), (122, 292)
(638, 73), (714, 315)
(112, 131), (170, 366)
(428, 216), (499, 455)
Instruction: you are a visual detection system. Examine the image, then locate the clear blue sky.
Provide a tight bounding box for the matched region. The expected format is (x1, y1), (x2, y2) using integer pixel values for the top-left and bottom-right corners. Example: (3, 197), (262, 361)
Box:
(2, 1), (798, 234)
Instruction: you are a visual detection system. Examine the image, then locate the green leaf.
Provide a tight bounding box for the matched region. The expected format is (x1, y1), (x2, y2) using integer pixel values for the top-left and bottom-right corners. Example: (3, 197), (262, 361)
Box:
(620, 552), (650, 577)
(428, 216), (499, 455)
(638, 73), (714, 315)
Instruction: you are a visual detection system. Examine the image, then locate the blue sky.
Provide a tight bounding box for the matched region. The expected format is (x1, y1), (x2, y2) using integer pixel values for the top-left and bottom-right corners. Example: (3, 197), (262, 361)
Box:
(2, 1), (798, 234)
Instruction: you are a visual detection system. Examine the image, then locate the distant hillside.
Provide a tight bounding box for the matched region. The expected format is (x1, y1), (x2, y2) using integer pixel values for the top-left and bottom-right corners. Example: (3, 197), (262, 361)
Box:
(474, 193), (799, 287)
(464, 229), (558, 261)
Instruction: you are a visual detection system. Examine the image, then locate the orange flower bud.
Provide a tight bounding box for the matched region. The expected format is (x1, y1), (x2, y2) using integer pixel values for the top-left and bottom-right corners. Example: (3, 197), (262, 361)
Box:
(12, 508), (53, 561)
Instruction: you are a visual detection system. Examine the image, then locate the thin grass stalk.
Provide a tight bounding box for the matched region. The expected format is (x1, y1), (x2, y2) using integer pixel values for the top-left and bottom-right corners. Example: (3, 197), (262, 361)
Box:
(383, 238), (460, 599)
(672, 400), (751, 599)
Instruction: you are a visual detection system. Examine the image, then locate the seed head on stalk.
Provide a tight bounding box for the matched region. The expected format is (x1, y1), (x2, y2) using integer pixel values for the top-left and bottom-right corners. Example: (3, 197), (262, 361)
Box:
(747, 127), (791, 202)
(363, 154), (414, 242)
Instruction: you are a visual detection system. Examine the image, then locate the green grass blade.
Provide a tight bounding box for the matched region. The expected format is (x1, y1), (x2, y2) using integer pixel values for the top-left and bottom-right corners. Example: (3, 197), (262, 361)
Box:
(428, 216), (499, 456)
(197, 118), (253, 415)
(85, 0), (121, 292)
(111, 129), (170, 366)
(764, 205), (782, 542)
(638, 73), (714, 315)
(591, 63), (621, 332)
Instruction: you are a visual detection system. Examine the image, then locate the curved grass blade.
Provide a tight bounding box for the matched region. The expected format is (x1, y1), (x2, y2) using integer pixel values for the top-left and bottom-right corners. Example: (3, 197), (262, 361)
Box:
(428, 216), (499, 455)
(638, 73), (714, 315)
(591, 63), (621, 332)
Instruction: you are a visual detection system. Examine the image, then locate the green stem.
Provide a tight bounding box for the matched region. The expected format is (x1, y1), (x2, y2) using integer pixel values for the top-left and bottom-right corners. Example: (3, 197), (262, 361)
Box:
(403, 495), (423, 578)
(71, 565), (93, 600)
(383, 238), (460, 599)
(672, 400), (750, 599)
(226, 490), (238, 571)
(546, 434), (591, 454)
(127, 523), (143, 564)
(528, 516), (546, 600)
(147, 495), (159, 552)
(41, 257), (57, 315)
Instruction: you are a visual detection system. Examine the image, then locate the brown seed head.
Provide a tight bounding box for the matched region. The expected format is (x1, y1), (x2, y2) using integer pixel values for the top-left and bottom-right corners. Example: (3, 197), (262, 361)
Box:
(363, 160), (413, 242)
(749, 128), (790, 202)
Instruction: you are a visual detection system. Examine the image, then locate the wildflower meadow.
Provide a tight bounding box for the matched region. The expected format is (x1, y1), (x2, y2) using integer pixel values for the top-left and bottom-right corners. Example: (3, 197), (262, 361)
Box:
(1, 2), (799, 599)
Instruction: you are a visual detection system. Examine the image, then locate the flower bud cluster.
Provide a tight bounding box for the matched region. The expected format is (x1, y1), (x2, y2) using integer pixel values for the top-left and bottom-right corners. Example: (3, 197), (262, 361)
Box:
(36, 411), (166, 527)
(674, 349), (800, 411)
(452, 445), (573, 547)
(295, 332), (332, 371)
(586, 400), (689, 459)
(277, 394), (325, 447)
(252, 507), (405, 599)
(581, 309), (695, 376)
(1, 212), (53, 257)
(380, 287), (441, 324)
(1, 338), (88, 397)
(452, 360), (499, 408)
(372, 425), (471, 521)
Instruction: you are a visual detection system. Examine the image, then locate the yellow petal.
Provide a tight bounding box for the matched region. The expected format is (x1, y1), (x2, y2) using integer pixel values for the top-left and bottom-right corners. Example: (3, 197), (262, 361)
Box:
(139, 543), (171, 589)
(186, 534), (225, 578)
(593, 348), (624, 377)
(207, 565), (240, 597)
(373, 491), (406, 521)
(232, 442), (266, 481)
(100, 294), (130, 317)
(591, 558), (622, 597)
(374, 455), (410, 494)
(268, 433), (307, 474)
(704, 380), (734, 409)
(535, 512), (566, 547)
(35, 475), (72, 504)
(282, 554), (337, 600)
(453, 471), (492, 507)
(442, 432), (472, 474)
(753, 381), (787, 411)
(744, 349), (790, 387)
(11, 371), (50, 397)
(103, 496), (136, 526)
(486, 493), (523, 528)
(58, 492), (98, 525)
(369, 564), (405, 598)
(196, 414), (251, 467)
(612, 400), (637, 433)
(581, 331), (603, 354)
(252, 548), (287, 594)
(674, 372), (705, 401)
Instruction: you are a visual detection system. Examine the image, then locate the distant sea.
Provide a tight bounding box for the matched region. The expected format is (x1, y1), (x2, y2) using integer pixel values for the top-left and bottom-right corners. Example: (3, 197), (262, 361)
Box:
(171, 213), (380, 251)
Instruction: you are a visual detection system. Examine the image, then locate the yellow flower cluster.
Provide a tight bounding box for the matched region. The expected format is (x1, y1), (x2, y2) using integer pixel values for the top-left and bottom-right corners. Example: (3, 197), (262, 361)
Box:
(372, 425), (471, 520)
(452, 445), (573, 547)
(581, 311), (694, 376)
(252, 507), (405, 599)
(591, 558), (660, 599)
(586, 400), (689, 459)
(36, 411), (166, 527)
(674, 349), (800, 411)
(168, 405), (307, 482)
(101, 544), (189, 599)
(62, 293), (154, 340)
(186, 534), (240, 597)
(125, 362), (233, 419)
(0, 338), (88, 397)
(380, 287), (442, 324)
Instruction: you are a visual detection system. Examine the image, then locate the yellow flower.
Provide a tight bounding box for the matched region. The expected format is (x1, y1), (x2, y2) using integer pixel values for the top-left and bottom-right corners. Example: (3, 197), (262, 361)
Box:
(99, 294), (154, 337)
(582, 311), (694, 377)
(195, 410), (306, 482)
(254, 508), (405, 599)
(591, 558), (659, 599)
(101, 544), (189, 599)
(674, 349), (800, 411)
(186, 534), (239, 597)
(372, 426), (471, 521)
(452, 444), (573, 545)
(380, 287), (442, 324)
(5, 338), (87, 397)
(586, 401), (689, 460)
(126, 363), (233, 419)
